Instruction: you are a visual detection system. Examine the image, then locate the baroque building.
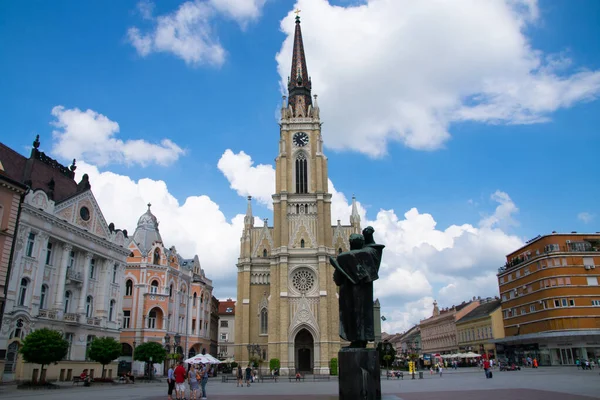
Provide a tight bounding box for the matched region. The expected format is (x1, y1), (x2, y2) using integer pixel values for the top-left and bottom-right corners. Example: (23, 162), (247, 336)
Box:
(120, 205), (214, 376)
(456, 297), (504, 360)
(234, 15), (361, 375)
(0, 137), (130, 382)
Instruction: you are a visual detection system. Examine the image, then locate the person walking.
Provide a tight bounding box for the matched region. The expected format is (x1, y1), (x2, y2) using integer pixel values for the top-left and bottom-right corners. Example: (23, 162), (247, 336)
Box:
(199, 363), (209, 400)
(174, 361), (187, 400)
(245, 364), (252, 387)
(188, 364), (199, 400)
(167, 364), (175, 400)
(483, 359), (491, 379)
(236, 365), (243, 387)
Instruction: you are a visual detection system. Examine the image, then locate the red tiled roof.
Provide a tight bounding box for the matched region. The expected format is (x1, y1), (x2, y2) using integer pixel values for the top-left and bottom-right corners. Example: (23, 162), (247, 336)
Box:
(218, 299), (235, 315)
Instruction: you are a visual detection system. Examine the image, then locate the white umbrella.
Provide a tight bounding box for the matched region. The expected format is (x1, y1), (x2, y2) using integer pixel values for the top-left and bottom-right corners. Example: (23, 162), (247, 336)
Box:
(465, 352), (481, 358)
(185, 354), (222, 364)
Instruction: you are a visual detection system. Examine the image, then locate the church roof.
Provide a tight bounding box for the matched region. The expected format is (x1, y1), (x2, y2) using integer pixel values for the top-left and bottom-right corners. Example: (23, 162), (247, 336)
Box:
(132, 203), (163, 253)
(287, 13), (312, 114)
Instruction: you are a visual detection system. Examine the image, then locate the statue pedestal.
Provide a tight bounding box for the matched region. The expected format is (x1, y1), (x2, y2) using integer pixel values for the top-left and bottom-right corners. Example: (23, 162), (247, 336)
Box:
(338, 348), (381, 400)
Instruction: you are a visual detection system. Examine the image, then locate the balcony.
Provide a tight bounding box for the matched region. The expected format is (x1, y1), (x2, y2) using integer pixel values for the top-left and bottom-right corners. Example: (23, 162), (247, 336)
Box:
(86, 317), (102, 326)
(38, 309), (58, 320)
(66, 268), (83, 283)
(64, 313), (79, 323)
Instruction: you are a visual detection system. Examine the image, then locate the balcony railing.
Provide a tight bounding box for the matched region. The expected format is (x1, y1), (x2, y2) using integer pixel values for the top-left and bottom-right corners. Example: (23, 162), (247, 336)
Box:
(500, 240), (599, 273)
(38, 309), (58, 320)
(64, 313), (79, 322)
(66, 268), (83, 282)
(87, 317), (102, 326)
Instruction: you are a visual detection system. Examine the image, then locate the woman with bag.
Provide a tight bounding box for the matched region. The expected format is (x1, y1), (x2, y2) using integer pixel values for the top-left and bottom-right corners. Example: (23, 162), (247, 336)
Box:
(188, 364), (200, 400)
(199, 363), (209, 399)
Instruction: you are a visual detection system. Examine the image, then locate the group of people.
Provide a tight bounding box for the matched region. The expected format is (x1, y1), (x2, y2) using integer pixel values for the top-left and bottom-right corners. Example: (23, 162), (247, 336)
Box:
(167, 361), (209, 400)
(235, 364), (258, 386)
(576, 359), (597, 370)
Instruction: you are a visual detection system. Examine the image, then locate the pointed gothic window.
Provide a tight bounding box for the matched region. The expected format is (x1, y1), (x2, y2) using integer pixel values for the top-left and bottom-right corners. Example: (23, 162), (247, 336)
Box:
(125, 279), (133, 296)
(260, 308), (268, 335)
(295, 153), (308, 194)
(263, 249), (268, 257)
(153, 248), (160, 265)
(300, 239), (305, 248)
(338, 248), (343, 254)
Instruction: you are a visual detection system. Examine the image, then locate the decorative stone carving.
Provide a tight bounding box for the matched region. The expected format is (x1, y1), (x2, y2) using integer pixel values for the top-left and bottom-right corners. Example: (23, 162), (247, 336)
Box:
(291, 269), (315, 293)
(289, 295), (318, 334)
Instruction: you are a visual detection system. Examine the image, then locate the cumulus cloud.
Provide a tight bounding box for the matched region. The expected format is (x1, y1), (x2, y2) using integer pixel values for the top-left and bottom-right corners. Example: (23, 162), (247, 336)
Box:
(577, 212), (595, 224)
(276, 0), (600, 156)
(50, 106), (185, 167)
(127, 0), (267, 66)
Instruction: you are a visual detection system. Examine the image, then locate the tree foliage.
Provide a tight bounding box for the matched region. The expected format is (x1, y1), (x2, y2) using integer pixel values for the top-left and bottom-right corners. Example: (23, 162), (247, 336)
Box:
(133, 341), (167, 364)
(269, 358), (280, 371)
(330, 358), (338, 376)
(376, 341), (396, 367)
(87, 337), (121, 377)
(19, 328), (69, 381)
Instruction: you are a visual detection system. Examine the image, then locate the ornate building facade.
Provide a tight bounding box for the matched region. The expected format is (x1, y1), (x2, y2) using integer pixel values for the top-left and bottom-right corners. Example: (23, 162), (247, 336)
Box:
(120, 205), (214, 376)
(0, 137), (130, 382)
(234, 16), (361, 375)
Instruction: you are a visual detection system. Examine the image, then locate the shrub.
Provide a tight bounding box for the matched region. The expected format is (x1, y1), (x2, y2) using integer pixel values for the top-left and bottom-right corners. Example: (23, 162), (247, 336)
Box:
(269, 358), (280, 371)
(330, 358), (338, 376)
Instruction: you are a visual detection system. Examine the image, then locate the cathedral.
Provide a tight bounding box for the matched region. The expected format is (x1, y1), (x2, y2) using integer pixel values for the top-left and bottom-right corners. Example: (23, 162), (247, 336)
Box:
(234, 15), (361, 375)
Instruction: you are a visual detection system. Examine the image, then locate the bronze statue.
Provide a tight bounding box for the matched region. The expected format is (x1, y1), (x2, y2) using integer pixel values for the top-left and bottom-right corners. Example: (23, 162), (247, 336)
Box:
(330, 226), (385, 348)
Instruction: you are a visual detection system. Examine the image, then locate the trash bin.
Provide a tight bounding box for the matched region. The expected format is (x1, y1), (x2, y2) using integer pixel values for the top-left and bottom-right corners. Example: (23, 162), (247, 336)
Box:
(418, 371), (423, 379)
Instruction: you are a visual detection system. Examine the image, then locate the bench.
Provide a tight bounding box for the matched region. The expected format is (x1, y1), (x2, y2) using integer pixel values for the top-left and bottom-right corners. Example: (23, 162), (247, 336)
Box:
(260, 375), (278, 382)
(386, 372), (403, 380)
(289, 376), (305, 382)
(313, 375), (330, 381)
(221, 375), (238, 383)
(72, 376), (92, 385)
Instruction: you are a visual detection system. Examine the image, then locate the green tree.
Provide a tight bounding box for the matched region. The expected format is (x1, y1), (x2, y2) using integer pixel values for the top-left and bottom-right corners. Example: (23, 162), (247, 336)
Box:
(133, 341), (167, 374)
(376, 341), (396, 372)
(269, 358), (280, 372)
(19, 328), (69, 383)
(330, 358), (338, 376)
(87, 337), (121, 378)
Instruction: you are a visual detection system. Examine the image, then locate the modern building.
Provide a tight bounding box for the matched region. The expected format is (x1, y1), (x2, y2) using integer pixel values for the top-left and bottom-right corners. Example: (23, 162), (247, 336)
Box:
(0, 160), (27, 379)
(495, 233), (600, 366)
(217, 299), (235, 360)
(234, 15), (361, 375)
(456, 298), (504, 360)
(420, 299), (480, 356)
(0, 137), (130, 382)
(120, 205), (214, 376)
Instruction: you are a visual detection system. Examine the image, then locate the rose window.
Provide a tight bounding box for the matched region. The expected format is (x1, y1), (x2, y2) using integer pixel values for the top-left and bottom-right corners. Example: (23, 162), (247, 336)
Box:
(292, 269), (315, 293)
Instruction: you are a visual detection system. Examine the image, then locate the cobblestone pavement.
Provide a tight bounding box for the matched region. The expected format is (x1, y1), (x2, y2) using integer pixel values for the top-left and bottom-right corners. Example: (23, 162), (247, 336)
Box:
(1, 367), (598, 400)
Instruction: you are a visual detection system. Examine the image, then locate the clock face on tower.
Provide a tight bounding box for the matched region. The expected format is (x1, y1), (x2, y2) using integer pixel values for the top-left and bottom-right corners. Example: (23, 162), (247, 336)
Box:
(293, 132), (309, 147)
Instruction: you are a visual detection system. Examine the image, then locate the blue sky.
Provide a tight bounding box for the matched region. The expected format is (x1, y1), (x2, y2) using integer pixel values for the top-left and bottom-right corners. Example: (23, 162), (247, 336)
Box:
(1, 0), (599, 332)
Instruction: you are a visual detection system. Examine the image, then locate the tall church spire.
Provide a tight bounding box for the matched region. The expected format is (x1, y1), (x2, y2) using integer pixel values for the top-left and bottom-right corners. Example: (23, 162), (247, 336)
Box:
(287, 11), (312, 117)
(244, 196), (254, 228)
(350, 195), (361, 233)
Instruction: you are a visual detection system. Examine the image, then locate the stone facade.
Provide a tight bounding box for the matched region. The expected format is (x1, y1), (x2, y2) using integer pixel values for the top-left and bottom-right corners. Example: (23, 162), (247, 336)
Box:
(456, 298), (504, 360)
(234, 17), (360, 375)
(120, 205), (213, 376)
(0, 138), (130, 382)
(420, 299), (480, 355)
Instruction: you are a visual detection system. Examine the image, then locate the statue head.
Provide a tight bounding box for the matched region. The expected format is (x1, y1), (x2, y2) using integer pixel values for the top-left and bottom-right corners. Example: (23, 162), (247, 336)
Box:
(349, 233), (365, 250)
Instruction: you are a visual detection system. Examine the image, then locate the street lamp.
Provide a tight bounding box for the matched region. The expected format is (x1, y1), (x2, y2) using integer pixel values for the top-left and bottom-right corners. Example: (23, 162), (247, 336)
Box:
(174, 333), (181, 359)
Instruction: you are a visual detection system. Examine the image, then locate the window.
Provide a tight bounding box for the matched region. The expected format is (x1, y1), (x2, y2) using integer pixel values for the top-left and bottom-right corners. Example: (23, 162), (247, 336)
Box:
(109, 300), (115, 321)
(565, 277), (571, 285)
(125, 280), (133, 296)
(569, 299), (575, 307)
(86, 335), (95, 360)
(583, 257), (595, 268)
(18, 278), (28, 306)
(153, 248), (160, 265)
(86, 295), (93, 317)
(501, 294), (507, 301)
(150, 280), (159, 294)
(220, 320), (229, 328)
(295, 153), (308, 194)
(524, 267), (530, 275)
(561, 298), (568, 307)
(123, 310), (131, 328)
(561, 257), (568, 266)
(557, 277), (564, 286)
(499, 276), (505, 284)
(592, 300), (600, 306)
(40, 284), (48, 309)
(263, 249), (268, 257)
(89, 258), (95, 279)
(516, 270), (521, 278)
(587, 277), (598, 286)
(554, 299), (560, 308)
(260, 308), (268, 335)
(225, 307), (233, 313)
(193, 292), (197, 306)
(300, 239), (305, 248)
(220, 333), (228, 341)
(169, 284), (173, 297)
(112, 264), (117, 283)
(45, 242), (53, 265)
(64, 291), (71, 313)
(25, 232), (36, 257)
(148, 310), (157, 329)
(69, 251), (75, 269)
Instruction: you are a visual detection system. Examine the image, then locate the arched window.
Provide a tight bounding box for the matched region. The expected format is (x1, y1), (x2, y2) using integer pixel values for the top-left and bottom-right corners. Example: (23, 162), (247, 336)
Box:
(260, 308), (268, 335)
(125, 279), (133, 296)
(40, 284), (48, 309)
(295, 153), (307, 194)
(64, 291), (71, 313)
(169, 284), (173, 297)
(112, 264), (118, 283)
(338, 248), (343, 254)
(263, 249), (268, 257)
(153, 248), (161, 265)
(18, 278), (28, 306)
(89, 258), (95, 279)
(181, 287), (186, 304)
(109, 300), (116, 321)
(300, 239), (305, 248)
(150, 280), (159, 294)
(86, 295), (93, 317)
(193, 292), (197, 306)
(148, 310), (157, 329)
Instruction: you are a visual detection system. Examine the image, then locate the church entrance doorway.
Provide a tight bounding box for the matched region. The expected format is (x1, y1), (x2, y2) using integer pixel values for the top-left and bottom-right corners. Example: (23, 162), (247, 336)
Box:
(294, 328), (313, 373)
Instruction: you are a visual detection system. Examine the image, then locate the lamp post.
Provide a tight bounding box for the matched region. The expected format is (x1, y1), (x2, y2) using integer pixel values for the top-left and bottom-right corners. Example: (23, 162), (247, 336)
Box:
(164, 333), (171, 373)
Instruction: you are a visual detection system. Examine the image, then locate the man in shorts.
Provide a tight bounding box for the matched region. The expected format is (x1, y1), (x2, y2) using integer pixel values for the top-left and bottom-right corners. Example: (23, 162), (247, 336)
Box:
(174, 361), (187, 400)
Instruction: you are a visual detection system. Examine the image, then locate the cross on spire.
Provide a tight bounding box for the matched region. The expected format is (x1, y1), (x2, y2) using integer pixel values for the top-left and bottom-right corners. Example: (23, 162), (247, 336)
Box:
(294, 8), (301, 22)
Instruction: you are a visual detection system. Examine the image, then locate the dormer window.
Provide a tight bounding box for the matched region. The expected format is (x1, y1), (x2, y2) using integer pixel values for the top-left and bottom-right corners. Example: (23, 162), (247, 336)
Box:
(153, 248), (160, 265)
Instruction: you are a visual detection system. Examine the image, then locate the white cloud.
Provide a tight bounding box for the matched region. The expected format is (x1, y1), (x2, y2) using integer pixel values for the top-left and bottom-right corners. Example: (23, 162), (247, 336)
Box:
(50, 106), (185, 167)
(276, 0), (600, 156)
(127, 0), (267, 66)
(577, 212), (595, 224)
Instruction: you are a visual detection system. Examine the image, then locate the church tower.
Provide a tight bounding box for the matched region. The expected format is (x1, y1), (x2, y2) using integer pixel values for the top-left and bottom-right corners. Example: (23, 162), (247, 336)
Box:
(234, 14), (360, 375)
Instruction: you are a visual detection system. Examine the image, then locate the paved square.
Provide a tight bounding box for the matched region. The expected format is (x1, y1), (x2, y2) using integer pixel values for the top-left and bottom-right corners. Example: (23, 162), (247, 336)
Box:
(1, 367), (598, 400)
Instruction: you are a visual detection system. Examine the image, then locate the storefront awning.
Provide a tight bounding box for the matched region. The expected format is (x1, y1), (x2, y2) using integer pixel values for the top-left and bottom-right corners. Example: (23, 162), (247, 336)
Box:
(492, 330), (600, 345)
